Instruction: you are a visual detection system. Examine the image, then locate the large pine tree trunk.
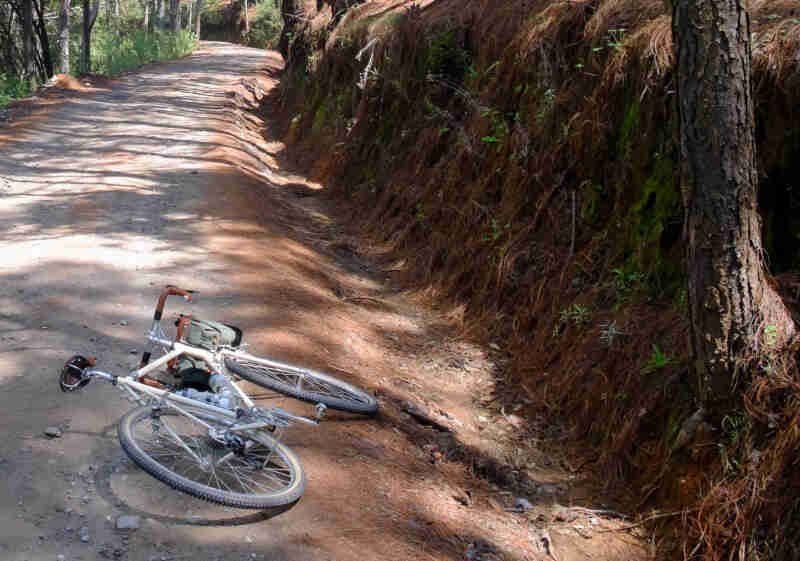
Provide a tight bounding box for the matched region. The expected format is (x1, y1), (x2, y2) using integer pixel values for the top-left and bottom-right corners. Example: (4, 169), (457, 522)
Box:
(674, 0), (796, 404)
(242, 0), (248, 33)
(58, 0), (71, 73)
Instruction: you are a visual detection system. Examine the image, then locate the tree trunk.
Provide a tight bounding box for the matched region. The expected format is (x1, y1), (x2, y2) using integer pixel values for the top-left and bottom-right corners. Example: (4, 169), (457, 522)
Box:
(157, 0), (165, 28)
(169, 0), (178, 31)
(278, 0), (304, 59)
(22, 0), (33, 79)
(80, 0), (99, 73)
(32, 0), (54, 78)
(674, 0), (796, 405)
(194, 0), (202, 37)
(186, 0), (192, 31)
(143, 0), (150, 33)
(58, 0), (71, 73)
(242, 0), (248, 33)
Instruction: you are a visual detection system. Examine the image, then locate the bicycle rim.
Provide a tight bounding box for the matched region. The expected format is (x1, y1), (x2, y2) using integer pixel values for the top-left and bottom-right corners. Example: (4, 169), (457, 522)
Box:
(118, 405), (305, 509)
(225, 355), (378, 414)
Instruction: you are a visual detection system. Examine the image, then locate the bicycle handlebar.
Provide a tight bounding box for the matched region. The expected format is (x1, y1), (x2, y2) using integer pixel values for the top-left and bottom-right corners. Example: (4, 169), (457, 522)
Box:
(141, 286), (195, 367)
(153, 285), (194, 321)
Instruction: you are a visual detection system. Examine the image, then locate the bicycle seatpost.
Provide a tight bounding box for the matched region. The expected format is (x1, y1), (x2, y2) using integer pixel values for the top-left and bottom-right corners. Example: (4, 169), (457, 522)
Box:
(140, 285), (195, 367)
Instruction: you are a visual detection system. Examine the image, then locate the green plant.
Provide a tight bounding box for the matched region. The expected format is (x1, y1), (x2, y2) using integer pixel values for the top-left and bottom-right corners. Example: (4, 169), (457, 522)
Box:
(480, 109), (510, 149)
(718, 413), (752, 474)
(426, 30), (472, 83)
(553, 303), (592, 336)
(92, 29), (197, 77)
(0, 74), (32, 107)
(483, 218), (510, 242)
(641, 344), (674, 375)
(611, 267), (645, 302)
(246, 1), (282, 49)
(764, 325), (778, 348)
(607, 28), (627, 52)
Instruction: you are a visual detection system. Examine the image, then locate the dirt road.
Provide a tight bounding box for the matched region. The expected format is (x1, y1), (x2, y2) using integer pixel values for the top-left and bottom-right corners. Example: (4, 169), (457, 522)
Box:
(0, 43), (646, 561)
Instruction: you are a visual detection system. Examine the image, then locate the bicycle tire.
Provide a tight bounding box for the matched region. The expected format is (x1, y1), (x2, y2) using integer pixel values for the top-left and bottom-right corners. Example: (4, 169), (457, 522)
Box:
(118, 405), (305, 509)
(224, 354), (378, 414)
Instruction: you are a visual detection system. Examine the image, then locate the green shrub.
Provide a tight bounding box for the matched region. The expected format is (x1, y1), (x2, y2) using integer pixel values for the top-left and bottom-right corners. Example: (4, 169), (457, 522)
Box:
(0, 74), (32, 108)
(92, 29), (197, 77)
(245, 1), (282, 49)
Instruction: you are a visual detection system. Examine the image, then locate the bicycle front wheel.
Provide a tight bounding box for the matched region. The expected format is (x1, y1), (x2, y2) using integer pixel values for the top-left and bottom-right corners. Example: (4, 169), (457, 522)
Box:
(225, 354), (378, 414)
(118, 405), (305, 509)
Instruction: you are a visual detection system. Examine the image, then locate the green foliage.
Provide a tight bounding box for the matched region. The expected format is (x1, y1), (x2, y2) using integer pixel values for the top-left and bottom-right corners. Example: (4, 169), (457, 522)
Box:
(641, 344), (673, 375)
(0, 74), (32, 108)
(480, 108), (511, 149)
(611, 266), (645, 299)
(92, 29), (197, 77)
(483, 217), (510, 242)
(426, 31), (471, 83)
(245, 1), (282, 49)
(718, 413), (752, 474)
(553, 303), (592, 336)
(606, 28), (627, 52)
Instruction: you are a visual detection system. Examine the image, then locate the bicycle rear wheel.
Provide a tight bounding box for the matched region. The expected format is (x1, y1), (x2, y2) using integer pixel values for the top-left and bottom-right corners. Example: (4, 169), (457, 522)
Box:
(118, 405), (305, 509)
(224, 354), (378, 414)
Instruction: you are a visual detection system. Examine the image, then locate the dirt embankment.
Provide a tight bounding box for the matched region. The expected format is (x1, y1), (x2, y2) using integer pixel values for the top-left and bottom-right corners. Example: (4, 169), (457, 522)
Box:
(271, 0), (800, 558)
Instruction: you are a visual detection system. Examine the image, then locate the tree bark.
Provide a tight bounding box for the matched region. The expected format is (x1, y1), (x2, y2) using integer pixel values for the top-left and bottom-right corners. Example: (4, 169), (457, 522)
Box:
(80, 0), (99, 74)
(58, 0), (71, 73)
(242, 0), (248, 33)
(157, 0), (165, 28)
(194, 0), (202, 37)
(22, 0), (33, 79)
(674, 0), (796, 404)
(169, 0), (179, 31)
(32, 0), (53, 78)
(279, 0), (304, 59)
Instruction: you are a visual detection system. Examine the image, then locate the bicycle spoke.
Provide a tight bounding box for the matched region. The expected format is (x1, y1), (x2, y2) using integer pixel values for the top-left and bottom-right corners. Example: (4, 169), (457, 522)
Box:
(124, 408), (298, 499)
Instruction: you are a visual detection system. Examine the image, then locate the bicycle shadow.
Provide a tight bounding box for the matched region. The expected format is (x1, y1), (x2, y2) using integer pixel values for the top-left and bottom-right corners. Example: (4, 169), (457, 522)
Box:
(92, 444), (298, 527)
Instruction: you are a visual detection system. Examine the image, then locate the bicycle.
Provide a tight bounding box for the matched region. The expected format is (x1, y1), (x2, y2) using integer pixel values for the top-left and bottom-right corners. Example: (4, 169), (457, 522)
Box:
(58, 285), (378, 509)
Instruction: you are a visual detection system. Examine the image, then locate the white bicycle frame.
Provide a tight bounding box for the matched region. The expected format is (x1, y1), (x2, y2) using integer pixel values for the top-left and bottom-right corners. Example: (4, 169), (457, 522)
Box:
(86, 332), (319, 431)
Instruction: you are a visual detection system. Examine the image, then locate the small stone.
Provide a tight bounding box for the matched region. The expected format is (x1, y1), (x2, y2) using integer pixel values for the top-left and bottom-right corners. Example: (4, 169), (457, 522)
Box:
(115, 515), (140, 530)
(79, 526), (90, 543)
(119, 320), (128, 326)
(489, 343), (500, 351)
(129, 349), (138, 354)
(57, 556), (66, 561)
(44, 426), (63, 438)
(515, 497), (534, 511)
(244, 535), (254, 543)
(41, 325), (48, 330)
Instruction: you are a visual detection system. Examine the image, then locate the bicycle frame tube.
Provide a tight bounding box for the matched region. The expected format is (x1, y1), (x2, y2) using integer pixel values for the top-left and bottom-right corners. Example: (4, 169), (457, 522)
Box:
(131, 340), (257, 410)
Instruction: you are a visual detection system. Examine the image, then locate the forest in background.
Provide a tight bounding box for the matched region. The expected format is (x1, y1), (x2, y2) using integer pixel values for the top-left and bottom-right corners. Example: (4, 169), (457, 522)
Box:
(0, 0), (284, 107)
